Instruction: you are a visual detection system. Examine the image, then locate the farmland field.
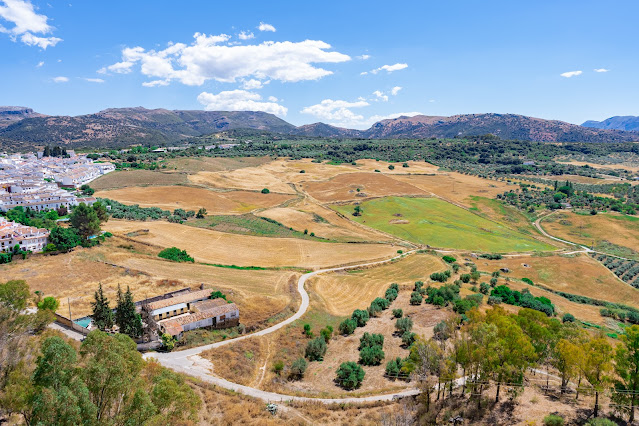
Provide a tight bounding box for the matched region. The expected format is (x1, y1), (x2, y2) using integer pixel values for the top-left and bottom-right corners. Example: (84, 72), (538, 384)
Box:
(302, 172), (427, 202)
(103, 220), (398, 269)
(95, 186), (293, 215)
(542, 211), (639, 259)
(334, 196), (556, 252)
(91, 169), (187, 190)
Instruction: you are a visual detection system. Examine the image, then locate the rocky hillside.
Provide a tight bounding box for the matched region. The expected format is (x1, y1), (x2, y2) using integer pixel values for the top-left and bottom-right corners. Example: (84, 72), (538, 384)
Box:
(583, 116), (639, 132)
(1, 107), (637, 150)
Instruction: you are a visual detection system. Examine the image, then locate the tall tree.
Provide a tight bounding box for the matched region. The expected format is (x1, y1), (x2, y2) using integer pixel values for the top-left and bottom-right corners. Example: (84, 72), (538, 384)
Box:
(69, 202), (101, 240)
(115, 286), (142, 338)
(582, 334), (614, 418)
(613, 325), (639, 422)
(92, 201), (109, 223)
(90, 283), (113, 331)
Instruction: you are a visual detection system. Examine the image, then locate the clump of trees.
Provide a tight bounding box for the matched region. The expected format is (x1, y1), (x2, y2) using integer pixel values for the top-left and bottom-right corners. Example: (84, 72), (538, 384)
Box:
(490, 285), (555, 316)
(158, 247), (195, 263)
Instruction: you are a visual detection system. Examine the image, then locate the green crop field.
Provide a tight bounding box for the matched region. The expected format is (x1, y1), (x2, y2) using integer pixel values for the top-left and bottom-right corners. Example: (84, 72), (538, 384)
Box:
(334, 197), (556, 252)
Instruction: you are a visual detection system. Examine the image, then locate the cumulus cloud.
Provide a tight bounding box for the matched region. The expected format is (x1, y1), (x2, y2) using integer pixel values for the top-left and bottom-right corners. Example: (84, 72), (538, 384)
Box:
(391, 86), (402, 96)
(197, 89), (287, 116)
(241, 78), (266, 89)
(0, 0), (62, 48)
(83, 77), (104, 83)
(594, 68), (609, 73)
(99, 33), (350, 86)
(238, 31), (254, 40)
(52, 76), (68, 83)
(367, 63), (408, 75)
(372, 90), (388, 102)
(560, 70), (582, 78)
(357, 54), (370, 60)
(258, 22), (276, 32)
(301, 99), (369, 125)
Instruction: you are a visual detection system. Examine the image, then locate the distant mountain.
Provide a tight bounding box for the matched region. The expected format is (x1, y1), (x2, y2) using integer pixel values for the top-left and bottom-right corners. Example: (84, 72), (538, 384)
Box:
(0, 107), (295, 148)
(0, 106), (45, 128)
(582, 116), (639, 132)
(0, 107), (637, 150)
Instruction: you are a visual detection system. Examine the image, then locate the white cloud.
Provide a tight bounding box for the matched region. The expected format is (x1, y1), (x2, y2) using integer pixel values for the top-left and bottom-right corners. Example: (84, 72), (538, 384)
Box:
(0, 0), (61, 48)
(141, 79), (169, 87)
(268, 95), (278, 102)
(100, 33), (350, 86)
(83, 77), (104, 83)
(197, 89), (287, 116)
(301, 99), (369, 125)
(241, 78), (265, 89)
(429, 99), (435, 103)
(52, 76), (68, 83)
(35, 60), (43, 67)
(360, 71), (368, 76)
(372, 90), (388, 102)
(238, 31), (254, 40)
(258, 22), (276, 32)
(357, 54), (370, 60)
(391, 86), (402, 96)
(594, 68), (609, 73)
(560, 70), (582, 78)
(368, 63), (408, 75)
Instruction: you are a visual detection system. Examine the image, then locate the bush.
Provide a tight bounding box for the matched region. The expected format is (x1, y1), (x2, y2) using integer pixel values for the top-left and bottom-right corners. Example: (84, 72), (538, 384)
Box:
(522, 278), (534, 285)
(402, 332), (416, 347)
(305, 337), (327, 361)
(392, 308), (403, 318)
(371, 297), (390, 310)
(562, 313), (576, 323)
(359, 345), (385, 365)
(359, 332), (384, 350)
(543, 414), (564, 426)
(303, 323), (313, 338)
(414, 281), (424, 292)
(395, 317), (413, 334)
(158, 247), (194, 263)
(430, 272), (449, 282)
(479, 282), (490, 294)
(320, 325), (333, 343)
(352, 309), (369, 327)
(386, 357), (403, 378)
(37, 296), (59, 311)
(289, 358), (307, 380)
(488, 296), (503, 305)
(338, 318), (357, 335)
(336, 362), (365, 390)
(385, 287), (398, 302)
(410, 291), (423, 305)
(273, 360), (284, 375)
(460, 274), (471, 283)
(161, 333), (176, 352)
(585, 419), (617, 426)
(261, 188), (270, 194)
(442, 255), (456, 263)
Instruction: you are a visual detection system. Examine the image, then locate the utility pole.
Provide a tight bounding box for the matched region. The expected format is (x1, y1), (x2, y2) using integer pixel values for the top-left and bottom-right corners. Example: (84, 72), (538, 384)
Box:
(68, 297), (72, 321)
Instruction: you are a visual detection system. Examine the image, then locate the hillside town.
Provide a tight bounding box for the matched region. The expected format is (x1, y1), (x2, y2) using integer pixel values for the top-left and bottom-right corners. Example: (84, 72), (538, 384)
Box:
(0, 151), (115, 252)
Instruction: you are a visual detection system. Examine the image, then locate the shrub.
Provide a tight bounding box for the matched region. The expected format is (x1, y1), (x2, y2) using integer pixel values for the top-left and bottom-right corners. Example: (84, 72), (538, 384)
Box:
(261, 188), (270, 194)
(289, 358), (307, 380)
(452, 263), (460, 273)
(490, 277), (498, 287)
(395, 317), (413, 334)
(359, 333), (384, 350)
(414, 281), (424, 292)
(479, 282), (490, 295)
(585, 419), (617, 426)
(410, 291), (423, 305)
(303, 324), (313, 338)
(442, 255), (456, 264)
(339, 318), (357, 335)
(368, 303), (382, 317)
(336, 362), (365, 390)
(385, 287), (398, 302)
(430, 272), (449, 283)
(320, 325), (333, 343)
(522, 277), (534, 285)
(305, 337), (327, 361)
(402, 332), (416, 347)
(543, 414), (564, 426)
(352, 309), (369, 327)
(460, 274), (471, 283)
(272, 360), (284, 375)
(161, 333), (176, 352)
(562, 313), (576, 323)
(37, 296), (59, 311)
(210, 291), (227, 300)
(488, 296), (503, 305)
(392, 308), (403, 318)
(371, 297), (390, 310)
(386, 357), (403, 378)
(359, 345), (385, 365)
(158, 247), (194, 263)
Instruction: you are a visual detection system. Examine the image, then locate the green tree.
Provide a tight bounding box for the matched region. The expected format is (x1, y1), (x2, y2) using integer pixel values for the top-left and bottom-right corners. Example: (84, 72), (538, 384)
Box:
(289, 358), (307, 380)
(359, 345), (385, 365)
(392, 308), (403, 318)
(305, 337), (327, 361)
(338, 318), (357, 335)
(320, 325), (333, 343)
(91, 283), (114, 331)
(196, 208), (207, 219)
(582, 335), (614, 418)
(613, 325), (639, 422)
(161, 333), (176, 352)
(37, 296), (59, 312)
(395, 317), (413, 335)
(336, 362), (365, 389)
(92, 201), (109, 223)
(351, 309), (369, 327)
(70, 202), (101, 240)
(48, 226), (82, 252)
(115, 285), (142, 338)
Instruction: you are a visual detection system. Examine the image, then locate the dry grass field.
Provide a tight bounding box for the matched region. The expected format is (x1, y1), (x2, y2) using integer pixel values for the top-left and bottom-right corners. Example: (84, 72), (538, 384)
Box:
(310, 253), (446, 315)
(163, 156), (272, 173)
(559, 159), (639, 174)
(542, 211), (639, 256)
(302, 172), (427, 203)
(477, 253), (639, 309)
(103, 220), (398, 269)
(189, 166), (296, 194)
(96, 186), (293, 215)
(91, 169), (187, 190)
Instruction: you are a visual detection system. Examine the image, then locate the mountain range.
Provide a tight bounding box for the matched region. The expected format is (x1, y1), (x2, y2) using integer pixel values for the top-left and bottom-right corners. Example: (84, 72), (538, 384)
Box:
(582, 116), (639, 132)
(0, 106), (637, 150)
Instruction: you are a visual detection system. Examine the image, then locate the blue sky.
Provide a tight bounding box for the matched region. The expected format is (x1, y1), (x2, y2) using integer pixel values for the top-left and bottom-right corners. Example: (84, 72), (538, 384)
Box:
(0, 0), (637, 129)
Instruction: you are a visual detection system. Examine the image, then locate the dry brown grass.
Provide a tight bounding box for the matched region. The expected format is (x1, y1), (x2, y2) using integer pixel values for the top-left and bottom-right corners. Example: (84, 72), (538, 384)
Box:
(189, 166), (296, 194)
(91, 169), (187, 190)
(302, 172), (427, 203)
(479, 253), (639, 309)
(96, 186), (293, 215)
(103, 220), (398, 269)
(163, 156), (272, 174)
(202, 338), (265, 386)
(310, 253), (446, 316)
(542, 211), (639, 254)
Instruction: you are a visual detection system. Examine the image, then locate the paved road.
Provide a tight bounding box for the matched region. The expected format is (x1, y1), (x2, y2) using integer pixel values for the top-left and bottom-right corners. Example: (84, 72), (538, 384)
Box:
(144, 250), (422, 403)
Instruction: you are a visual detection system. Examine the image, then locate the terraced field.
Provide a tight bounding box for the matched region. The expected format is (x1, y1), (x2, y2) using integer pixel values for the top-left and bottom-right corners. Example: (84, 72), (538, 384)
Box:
(334, 196), (556, 252)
